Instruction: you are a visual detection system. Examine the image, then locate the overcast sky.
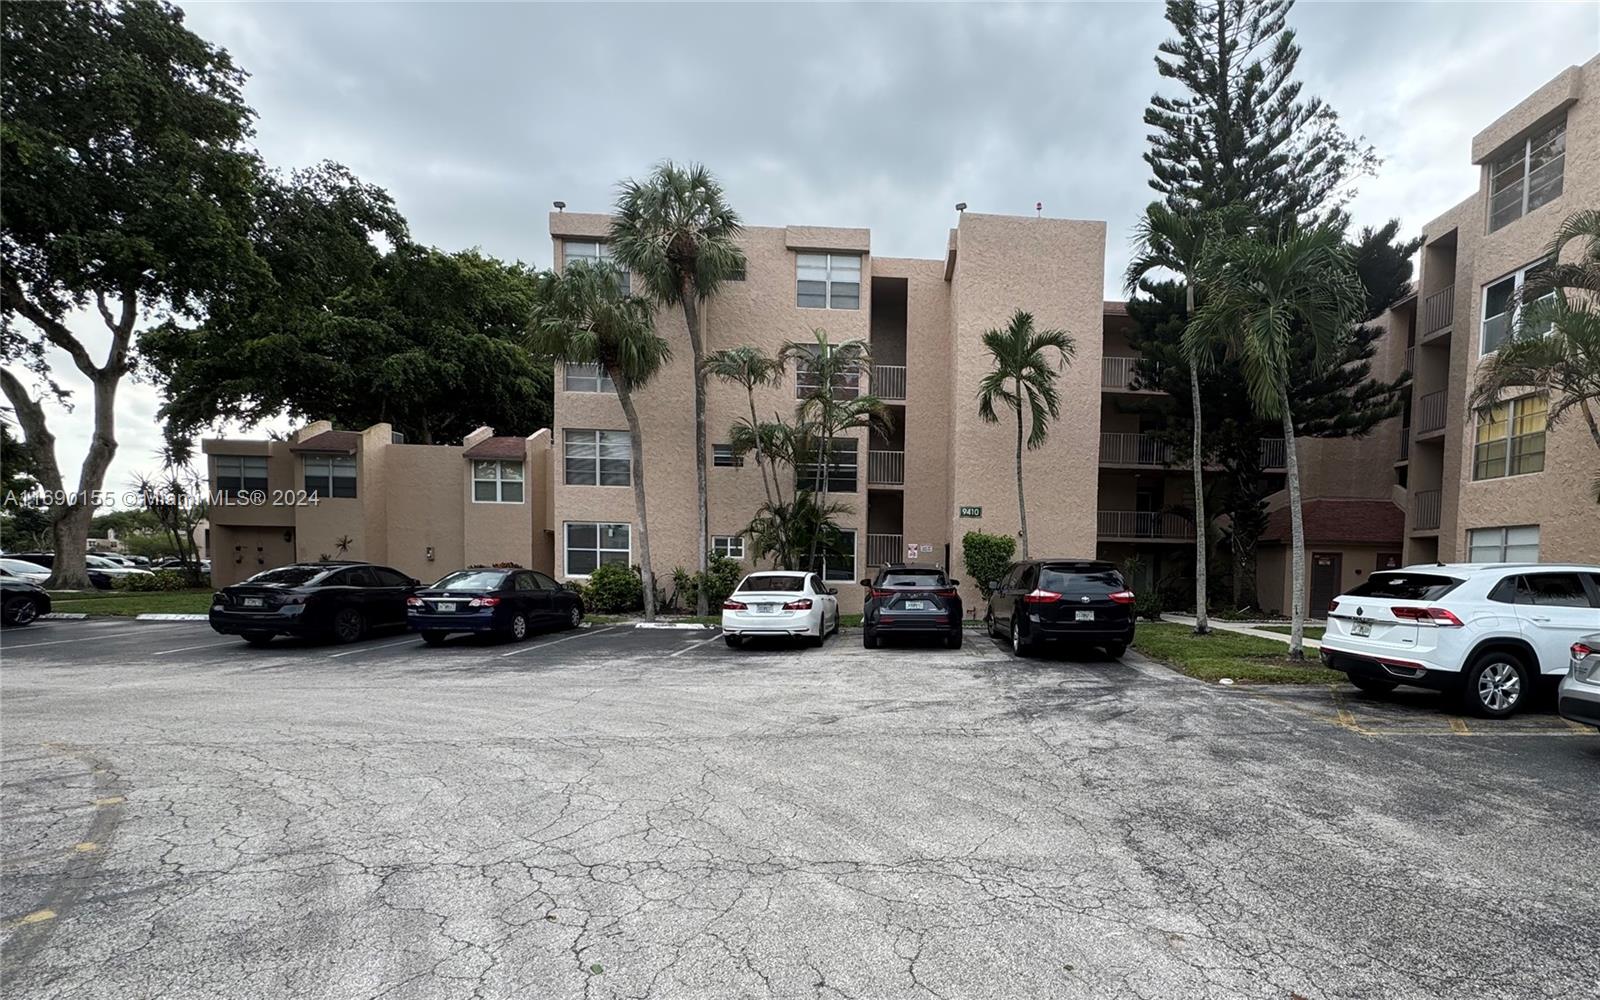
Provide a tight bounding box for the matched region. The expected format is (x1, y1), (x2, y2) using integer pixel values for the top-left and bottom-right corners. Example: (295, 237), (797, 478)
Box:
(13, 1), (1600, 509)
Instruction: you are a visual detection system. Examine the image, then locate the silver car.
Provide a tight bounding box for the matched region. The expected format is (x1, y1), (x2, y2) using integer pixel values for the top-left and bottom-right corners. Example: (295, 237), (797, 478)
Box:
(1559, 632), (1600, 731)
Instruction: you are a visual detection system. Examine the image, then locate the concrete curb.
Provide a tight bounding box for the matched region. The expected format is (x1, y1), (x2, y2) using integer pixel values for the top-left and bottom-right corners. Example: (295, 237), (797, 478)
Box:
(133, 613), (210, 622)
(634, 622), (712, 630)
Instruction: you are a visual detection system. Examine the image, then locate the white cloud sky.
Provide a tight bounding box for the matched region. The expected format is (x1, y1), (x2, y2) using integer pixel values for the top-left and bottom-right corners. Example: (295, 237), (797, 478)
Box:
(10, 0), (1598, 507)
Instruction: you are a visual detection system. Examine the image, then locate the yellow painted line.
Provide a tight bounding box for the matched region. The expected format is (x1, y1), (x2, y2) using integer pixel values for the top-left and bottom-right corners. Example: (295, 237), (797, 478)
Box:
(73, 842), (98, 853)
(18, 909), (55, 925)
(1448, 718), (1472, 735)
(92, 796), (125, 807)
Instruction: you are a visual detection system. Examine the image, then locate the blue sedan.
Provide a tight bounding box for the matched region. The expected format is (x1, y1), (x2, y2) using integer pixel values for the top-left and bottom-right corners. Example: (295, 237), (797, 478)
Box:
(407, 567), (584, 644)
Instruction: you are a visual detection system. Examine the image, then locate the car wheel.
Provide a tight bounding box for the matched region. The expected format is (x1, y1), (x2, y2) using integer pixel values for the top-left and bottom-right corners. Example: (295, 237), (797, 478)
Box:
(508, 613), (529, 641)
(567, 605), (583, 630)
(985, 612), (997, 638)
(241, 630), (274, 647)
(420, 631), (447, 646)
(863, 627), (878, 649)
(1011, 616), (1033, 657)
(3, 596), (41, 627)
(331, 607), (365, 644)
(1463, 650), (1530, 718)
(1104, 642), (1126, 659)
(944, 630), (963, 650)
(1350, 676), (1397, 695)
(724, 635), (743, 649)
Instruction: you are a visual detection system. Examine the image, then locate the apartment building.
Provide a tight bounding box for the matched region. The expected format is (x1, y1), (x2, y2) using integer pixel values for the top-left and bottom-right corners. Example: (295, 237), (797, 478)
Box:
(201, 422), (554, 588)
(1394, 56), (1599, 568)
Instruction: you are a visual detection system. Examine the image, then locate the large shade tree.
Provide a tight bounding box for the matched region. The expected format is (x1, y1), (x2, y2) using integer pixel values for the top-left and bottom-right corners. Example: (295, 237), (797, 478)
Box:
(976, 310), (1076, 560)
(529, 261), (672, 619)
(610, 163), (746, 614)
(1, 0), (265, 587)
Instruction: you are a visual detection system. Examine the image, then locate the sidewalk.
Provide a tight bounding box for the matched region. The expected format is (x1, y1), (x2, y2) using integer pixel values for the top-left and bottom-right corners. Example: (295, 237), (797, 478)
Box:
(1159, 614), (1324, 651)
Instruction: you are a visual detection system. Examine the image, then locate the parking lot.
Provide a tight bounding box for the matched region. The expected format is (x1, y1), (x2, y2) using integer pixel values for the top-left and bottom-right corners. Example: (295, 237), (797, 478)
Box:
(3, 617), (1596, 1000)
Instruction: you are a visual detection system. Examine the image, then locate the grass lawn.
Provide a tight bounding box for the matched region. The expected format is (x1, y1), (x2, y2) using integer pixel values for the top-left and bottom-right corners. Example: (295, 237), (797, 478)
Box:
(46, 589), (214, 617)
(1259, 624), (1326, 639)
(1132, 623), (1343, 685)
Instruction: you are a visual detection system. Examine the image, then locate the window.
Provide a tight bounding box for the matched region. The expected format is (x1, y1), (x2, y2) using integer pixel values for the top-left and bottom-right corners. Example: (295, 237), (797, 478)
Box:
(563, 429), (631, 486)
(1488, 118), (1565, 232)
(821, 529), (856, 582)
(1480, 259), (1555, 354)
(796, 438), (858, 493)
(712, 444), (743, 468)
(513, 573), (538, 592)
(371, 567), (413, 587)
(1516, 573), (1593, 608)
(712, 535), (745, 560)
(214, 455), (268, 497)
(563, 362), (615, 394)
(793, 343), (862, 399)
(1347, 573), (1463, 601)
(796, 253), (861, 309)
(304, 454), (357, 498)
(739, 573), (806, 593)
(472, 460), (524, 503)
(564, 522), (630, 576)
(1473, 394), (1546, 479)
(1467, 525), (1540, 563)
(531, 571), (561, 590)
(563, 241), (629, 295)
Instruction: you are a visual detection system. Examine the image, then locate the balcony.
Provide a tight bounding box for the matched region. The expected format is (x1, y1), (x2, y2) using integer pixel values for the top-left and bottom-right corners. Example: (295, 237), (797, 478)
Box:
(1404, 346), (1415, 373)
(1259, 437), (1286, 471)
(1418, 391), (1446, 435)
(871, 365), (907, 401)
(867, 450), (904, 487)
(1412, 489), (1441, 532)
(1398, 428), (1411, 463)
(1098, 510), (1195, 542)
(1100, 432), (1174, 467)
(866, 532), (903, 567)
(1101, 356), (1146, 391)
(1422, 285), (1454, 337)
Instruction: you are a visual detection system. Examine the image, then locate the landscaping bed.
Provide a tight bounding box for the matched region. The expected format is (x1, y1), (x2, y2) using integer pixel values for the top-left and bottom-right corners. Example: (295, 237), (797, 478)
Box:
(45, 589), (214, 617)
(1132, 623), (1343, 685)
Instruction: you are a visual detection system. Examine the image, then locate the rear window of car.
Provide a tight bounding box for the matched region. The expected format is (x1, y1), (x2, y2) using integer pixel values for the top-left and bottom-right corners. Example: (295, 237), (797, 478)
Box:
(1345, 572), (1461, 601)
(739, 574), (806, 593)
(880, 570), (946, 587)
(432, 570), (507, 591)
(247, 566), (327, 586)
(1039, 565), (1123, 592)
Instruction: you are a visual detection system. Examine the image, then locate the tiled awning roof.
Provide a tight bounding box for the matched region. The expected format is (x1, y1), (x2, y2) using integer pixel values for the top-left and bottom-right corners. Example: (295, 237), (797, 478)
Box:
(1262, 499), (1405, 547)
(463, 436), (528, 460)
(288, 430), (361, 454)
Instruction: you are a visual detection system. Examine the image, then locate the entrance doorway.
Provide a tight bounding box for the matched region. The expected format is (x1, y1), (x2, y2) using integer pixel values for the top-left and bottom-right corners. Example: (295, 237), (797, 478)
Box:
(1309, 552), (1342, 615)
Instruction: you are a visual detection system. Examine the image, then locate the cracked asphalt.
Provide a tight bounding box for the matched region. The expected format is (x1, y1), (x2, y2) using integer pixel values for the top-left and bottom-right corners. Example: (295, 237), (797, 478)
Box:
(2, 617), (1596, 1000)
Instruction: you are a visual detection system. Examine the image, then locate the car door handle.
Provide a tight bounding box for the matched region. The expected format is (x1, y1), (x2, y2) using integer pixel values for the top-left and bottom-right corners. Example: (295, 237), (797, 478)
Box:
(1528, 616), (1551, 623)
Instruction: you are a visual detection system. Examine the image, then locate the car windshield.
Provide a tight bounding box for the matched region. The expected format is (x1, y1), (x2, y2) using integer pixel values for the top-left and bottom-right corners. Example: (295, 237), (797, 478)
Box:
(431, 570), (507, 591)
(2, 560), (46, 574)
(1039, 565), (1122, 592)
(739, 574), (806, 593)
(880, 570), (945, 587)
(1346, 573), (1461, 601)
(247, 566), (328, 586)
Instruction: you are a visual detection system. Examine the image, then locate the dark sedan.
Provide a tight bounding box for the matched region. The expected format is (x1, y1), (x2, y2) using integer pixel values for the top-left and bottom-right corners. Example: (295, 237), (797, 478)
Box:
(210, 562), (420, 645)
(1, 576), (51, 627)
(985, 559), (1136, 658)
(407, 567), (584, 644)
(861, 564), (963, 649)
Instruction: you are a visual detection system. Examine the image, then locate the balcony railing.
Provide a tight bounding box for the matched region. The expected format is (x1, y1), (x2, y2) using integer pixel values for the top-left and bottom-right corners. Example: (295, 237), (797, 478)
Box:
(1413, 489), (1441, 531)
(1102, 356), (1142, 390)
(1259, 437), (1287, 471)
(1100, 432), (1173, 467)
(1404, 346), (1416, 373)
(871, 365), (907, 401)
(867, 449), (904, 487)
(1399, 428), (1411, 462)
(866, 533), (903, 568)
(1422, 285), (1454, 336)
(1418, 390), (1446, 434)
(1097, 510), (1195, 541)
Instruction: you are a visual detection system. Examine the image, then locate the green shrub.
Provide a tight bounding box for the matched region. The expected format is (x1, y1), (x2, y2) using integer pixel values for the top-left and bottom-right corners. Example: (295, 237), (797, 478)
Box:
(1133, 590), (1163, 621)
(581, 562), (643, 614)
(115, 569), (192, 592)
(962, 531), (1016, 600)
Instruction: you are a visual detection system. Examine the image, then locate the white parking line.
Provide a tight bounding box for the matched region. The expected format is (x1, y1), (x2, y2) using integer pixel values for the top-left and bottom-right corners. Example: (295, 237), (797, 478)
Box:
(327, 636), (421, 659)
(3, 628), (152, 649)
(499, 625), (617, 657)
(667, 632), (725, 658)
(155, 640), (241, 655)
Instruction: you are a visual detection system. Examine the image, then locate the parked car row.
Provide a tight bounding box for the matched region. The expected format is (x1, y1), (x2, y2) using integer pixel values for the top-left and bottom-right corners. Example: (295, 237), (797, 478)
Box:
(209, 562), (584, 645)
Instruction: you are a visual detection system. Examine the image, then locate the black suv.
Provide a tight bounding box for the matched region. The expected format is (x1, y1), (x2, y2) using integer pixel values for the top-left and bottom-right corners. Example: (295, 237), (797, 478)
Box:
(210, 562), (420, 645)
(861, 564), (963, 649)
(985, 559), (1136, 658)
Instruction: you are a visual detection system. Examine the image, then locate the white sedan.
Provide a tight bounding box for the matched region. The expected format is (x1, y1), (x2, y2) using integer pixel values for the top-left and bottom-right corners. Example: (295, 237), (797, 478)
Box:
(0, 558), (52, 583)
(721, 571), (840, 648)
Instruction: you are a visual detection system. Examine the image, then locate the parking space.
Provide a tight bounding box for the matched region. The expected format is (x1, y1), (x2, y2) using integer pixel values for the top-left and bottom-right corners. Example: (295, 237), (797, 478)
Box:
(2, 617), (1595, 999)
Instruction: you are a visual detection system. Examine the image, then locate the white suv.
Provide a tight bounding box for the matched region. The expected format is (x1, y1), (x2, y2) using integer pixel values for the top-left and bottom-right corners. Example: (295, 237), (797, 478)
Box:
(1320, 563), (1600, 718)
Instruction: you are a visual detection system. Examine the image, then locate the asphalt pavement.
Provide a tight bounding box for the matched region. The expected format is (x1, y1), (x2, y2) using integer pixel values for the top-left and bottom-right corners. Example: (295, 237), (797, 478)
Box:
(2, 617), (1595, 1000)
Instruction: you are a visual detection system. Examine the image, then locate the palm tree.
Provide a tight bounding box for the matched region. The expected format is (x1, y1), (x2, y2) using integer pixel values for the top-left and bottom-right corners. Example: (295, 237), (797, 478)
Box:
(703, 345), (787, 511)
(1469, 208), (1600, 501)
(610, 162), (746, 614)
(1190, 222), (1366, 659)
(1125, 203), (1248, 633)
(529, 260), (672, 619)
(976, 310), (1076, 560)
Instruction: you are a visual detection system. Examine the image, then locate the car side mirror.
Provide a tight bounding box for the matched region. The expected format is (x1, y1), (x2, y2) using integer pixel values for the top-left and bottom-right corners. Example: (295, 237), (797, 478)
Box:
(948, 579), (961, 587)
(987, 580), (1000, 591)
(827, 587), (839, 596)
(858, 578), (872, 587)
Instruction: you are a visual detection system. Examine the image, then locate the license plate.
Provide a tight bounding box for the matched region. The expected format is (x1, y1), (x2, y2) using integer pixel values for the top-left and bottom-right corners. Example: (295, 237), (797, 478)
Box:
(436, 602), (456, 613)
(905, 600), (927, 611)
(1075, 610), (1095, 621)
(242, 597), (264, 608)
(1352, 621), (1372, 637)
(756, 603), (776, 613)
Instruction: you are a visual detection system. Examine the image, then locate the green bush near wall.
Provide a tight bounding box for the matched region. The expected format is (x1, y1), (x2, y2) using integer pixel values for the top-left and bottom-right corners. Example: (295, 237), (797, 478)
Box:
(962, 531), (1016, 601)
(580, 563), (644, 614)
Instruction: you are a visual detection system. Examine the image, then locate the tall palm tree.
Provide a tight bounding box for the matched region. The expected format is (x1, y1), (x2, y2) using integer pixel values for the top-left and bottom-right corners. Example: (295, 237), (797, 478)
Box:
(529, 260), (672, 619)
(1190, 222), (1366, 658)
(703, 345), (787, 511)
(1469, 208), (1600, 501)
(610, 162), (746, 614)
(975, 310), (1076, 559)
(1125, 203), (1249, 633)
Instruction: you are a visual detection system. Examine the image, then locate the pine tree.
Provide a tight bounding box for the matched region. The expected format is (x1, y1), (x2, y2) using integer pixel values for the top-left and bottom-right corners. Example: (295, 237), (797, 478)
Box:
(1144, 0), (1378, 225)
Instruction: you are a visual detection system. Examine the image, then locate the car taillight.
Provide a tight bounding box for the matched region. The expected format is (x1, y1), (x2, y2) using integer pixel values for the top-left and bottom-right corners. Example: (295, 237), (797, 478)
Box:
(1391, 606), (1463, 626)
(1107, 590), (1136, 605)
(723, 600), (747, 611)
(1573, 642), (1594, 659)
(406, 596), (423, 607)
(1328, 599), (1340, 614)
(281, 594), (306, 605)
(783, 598), (813, 610)
(870, 589), (894, 599)
(934, 588), (959, 599)
(1023, 589), (1061, 604)
(468, 596), (500, 607)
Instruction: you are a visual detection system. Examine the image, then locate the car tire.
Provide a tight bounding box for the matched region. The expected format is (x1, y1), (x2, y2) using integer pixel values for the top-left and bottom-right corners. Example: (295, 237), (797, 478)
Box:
(331, 607), (365, 644)
(944, 630), (963, 650)
(1350, 675), (1398, 695)
(807, 629), (825, 648)
(863, 627), (878, 649)
(241, 630), (274, 647)
(1104, 642), (1126, 659)
(985, 612), (998, 639)
(566, 605), (583, 630)
(1011, 616), (1034, 657)
(724, 635), (743, 649)
(507, 613), (529, 642)
(1462, 650), (1531, 718)
(2, 596), (41, 627)
(420, 631), (447, 646)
